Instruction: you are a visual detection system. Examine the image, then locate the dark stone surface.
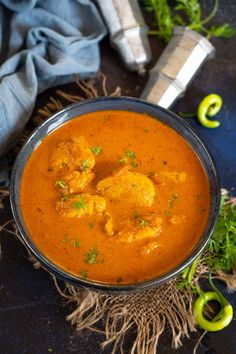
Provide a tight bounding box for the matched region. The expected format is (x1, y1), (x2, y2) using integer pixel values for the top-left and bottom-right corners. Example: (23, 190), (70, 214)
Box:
(0, 2), (236, 354)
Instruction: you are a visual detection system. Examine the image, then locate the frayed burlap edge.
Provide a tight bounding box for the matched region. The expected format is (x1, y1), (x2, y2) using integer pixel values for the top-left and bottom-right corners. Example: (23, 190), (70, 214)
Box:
(1, 74), (236, 354)
(53, 277), (196, 353)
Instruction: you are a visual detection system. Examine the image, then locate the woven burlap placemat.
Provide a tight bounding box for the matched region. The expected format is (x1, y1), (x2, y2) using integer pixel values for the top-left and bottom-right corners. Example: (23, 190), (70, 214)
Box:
(1, 73), (236, 354)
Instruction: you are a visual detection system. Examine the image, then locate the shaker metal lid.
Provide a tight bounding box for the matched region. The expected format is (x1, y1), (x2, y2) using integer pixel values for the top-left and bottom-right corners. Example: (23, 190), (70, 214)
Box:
(97, 0), (152, 72)
(141, 26), (215, 108)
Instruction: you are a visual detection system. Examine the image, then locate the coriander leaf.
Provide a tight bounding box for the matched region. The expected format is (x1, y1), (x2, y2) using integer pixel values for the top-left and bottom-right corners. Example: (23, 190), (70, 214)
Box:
(85, 247), (99, 264)
(55, 179), (67, 188)
(80, 270), (88, 279)
(119, 150), (138, 168)
(175, 0), (201, 25)
(168, 193), (178, 208)
(141, 0), (235, 42)
(125, 150), (136, 159)
(62, 234), (69, 243)
(173, 14), (185, 26)
(164, 210), (172, 217)
(61, 195), (68, 202)
(178, 196), (236, 294)
(90, 146), (103, 156)
(131, 161), (139, 168)
(81, 159), (90, 171)
(206, 203), (236, 272)
(142, 0), (175, 41)
(139, 218), (149, 227)
(73, 240), (81, 247)
(73, 197), (86, 209)
(209, 24), (236, 38)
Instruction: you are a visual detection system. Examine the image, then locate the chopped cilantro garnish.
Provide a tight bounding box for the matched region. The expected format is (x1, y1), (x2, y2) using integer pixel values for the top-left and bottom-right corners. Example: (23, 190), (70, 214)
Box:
(80, 270), (88, 279)
(81, 159), (90, 171)
(168, 193), (178, 208)
(62, 234), (69, 243)
(118, 150), (138, 167)
(125, 150), (136, 159)
(206, 200), (236, 271)
(72, 197), (86, 209)
(85, 247), (99, 264)
(62, 235), (81, 247)
(139, 219), (149, 227)
(61, 195), (68, 202)
(131, 161), (139, 168)
(164, 210), (172, 217)
(73, 240), (81, 247)
(55, 179), (67, 188)
(90, 146), (103, 156)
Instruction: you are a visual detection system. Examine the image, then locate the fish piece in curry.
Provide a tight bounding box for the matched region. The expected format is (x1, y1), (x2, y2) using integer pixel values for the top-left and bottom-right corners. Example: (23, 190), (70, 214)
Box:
(97, 166), (155, 207)
(104, 212), (162, 247)
(55, 170), (95, 194)
(117, 214), (162, 243)
(50, 136), (95, 173)
(51, 136), (96, 193)
(56, 193), (106, 218)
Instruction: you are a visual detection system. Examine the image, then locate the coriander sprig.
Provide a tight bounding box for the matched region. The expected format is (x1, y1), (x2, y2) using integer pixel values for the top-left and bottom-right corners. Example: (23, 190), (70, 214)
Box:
(178, 194), (236, 291)
(206, 202), (236, 272)
(142, 0), (235, 42)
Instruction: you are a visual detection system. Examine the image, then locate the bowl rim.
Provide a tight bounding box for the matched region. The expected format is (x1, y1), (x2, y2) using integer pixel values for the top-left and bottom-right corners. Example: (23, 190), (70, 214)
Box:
(10, 96), (221, 292)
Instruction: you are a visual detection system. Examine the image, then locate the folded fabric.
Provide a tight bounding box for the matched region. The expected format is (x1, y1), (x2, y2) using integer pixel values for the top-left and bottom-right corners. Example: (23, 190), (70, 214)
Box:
(0, 0), (106, 185)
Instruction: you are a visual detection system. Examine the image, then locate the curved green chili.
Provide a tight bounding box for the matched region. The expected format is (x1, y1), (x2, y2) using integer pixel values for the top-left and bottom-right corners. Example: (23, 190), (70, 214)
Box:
(193, 275), (233, 332)
(182, 258), (199, 284)
(197, 93), (222, 128)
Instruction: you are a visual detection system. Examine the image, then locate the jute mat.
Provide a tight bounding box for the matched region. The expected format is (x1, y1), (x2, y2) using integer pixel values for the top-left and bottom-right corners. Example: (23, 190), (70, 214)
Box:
(1, 73), (236, 354)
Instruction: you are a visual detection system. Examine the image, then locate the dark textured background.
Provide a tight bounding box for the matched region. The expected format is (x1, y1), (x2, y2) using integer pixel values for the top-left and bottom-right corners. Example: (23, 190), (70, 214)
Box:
(0, 1), (236, 353)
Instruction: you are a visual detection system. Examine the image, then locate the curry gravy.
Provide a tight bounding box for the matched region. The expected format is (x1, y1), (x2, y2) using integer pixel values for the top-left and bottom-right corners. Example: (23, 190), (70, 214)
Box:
(20, 110), (210, 284)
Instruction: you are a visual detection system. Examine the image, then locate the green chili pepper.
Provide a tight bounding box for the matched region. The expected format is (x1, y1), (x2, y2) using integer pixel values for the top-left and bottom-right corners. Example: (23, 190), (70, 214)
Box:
(182, 258), (199, 284)
(193, 274), (233, 331)
(197, 93), (222, 128)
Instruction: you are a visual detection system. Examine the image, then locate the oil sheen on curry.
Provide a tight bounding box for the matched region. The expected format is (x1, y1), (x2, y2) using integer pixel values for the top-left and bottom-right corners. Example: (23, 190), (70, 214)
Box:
(20, 110), (210, 284)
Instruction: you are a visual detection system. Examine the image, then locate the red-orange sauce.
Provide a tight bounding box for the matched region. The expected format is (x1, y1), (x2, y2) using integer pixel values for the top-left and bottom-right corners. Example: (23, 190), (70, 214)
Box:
(20, 110), (210, 284)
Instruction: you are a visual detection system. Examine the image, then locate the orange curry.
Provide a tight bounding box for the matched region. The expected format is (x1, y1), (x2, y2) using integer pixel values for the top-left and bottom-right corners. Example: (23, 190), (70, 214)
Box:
(20, 110), (210, 284)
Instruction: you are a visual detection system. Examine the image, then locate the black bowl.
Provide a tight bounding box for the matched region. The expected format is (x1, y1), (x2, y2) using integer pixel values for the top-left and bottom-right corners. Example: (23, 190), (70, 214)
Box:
(10, 97), (220, 292)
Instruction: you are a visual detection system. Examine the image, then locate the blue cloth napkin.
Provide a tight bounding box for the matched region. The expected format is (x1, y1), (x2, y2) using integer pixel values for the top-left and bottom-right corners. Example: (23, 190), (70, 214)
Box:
(0, 0), (106, 186)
